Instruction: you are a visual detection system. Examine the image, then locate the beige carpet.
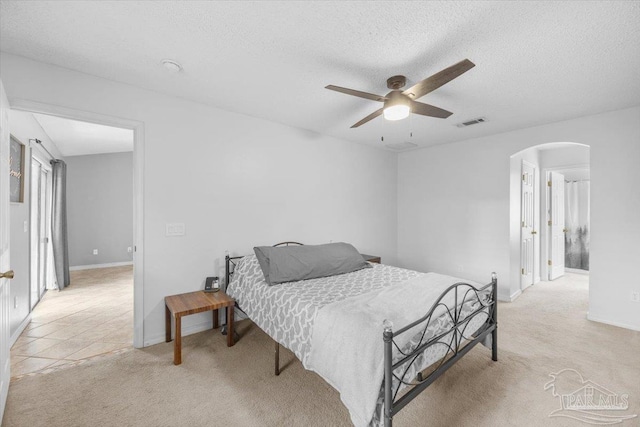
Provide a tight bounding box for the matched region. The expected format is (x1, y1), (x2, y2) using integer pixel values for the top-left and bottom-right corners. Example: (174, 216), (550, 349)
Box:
(2, 274), (639, 426)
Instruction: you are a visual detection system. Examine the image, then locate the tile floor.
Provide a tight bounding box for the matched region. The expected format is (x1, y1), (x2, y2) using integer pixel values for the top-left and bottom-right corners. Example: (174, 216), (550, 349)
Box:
(10, 265), (133, 380)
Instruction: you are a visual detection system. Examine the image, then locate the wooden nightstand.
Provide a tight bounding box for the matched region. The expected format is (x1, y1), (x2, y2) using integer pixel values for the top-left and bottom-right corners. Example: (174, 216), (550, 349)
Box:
(165, 290), (235, 365)
(361, 254), (381, 264)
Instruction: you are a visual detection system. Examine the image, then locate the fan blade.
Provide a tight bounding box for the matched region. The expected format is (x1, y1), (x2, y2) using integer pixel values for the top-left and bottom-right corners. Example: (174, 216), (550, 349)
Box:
(403, 59), (475, 100)
(351, 109), (383, 128)
(411, 101), (453, 119)
(326, 85), (387, 102)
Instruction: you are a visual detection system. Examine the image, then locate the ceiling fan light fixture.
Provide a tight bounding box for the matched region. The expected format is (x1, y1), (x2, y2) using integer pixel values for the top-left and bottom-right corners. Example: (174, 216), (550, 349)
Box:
(383, 104), (410, 121)
(383, 91), (411, 121)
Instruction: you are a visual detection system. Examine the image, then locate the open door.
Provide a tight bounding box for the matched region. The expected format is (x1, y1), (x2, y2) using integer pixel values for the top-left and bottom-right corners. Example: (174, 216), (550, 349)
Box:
(0, 80), (12, 418)
(30, 157), (51, 308)
(549, 171), (566, 280)
(521, 161), (536, 289)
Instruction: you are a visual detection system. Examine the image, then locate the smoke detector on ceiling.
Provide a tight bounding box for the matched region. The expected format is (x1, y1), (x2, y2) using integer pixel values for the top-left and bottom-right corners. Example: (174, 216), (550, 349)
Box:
(161, 59), (183, 73)
(455, 117), (487, 128)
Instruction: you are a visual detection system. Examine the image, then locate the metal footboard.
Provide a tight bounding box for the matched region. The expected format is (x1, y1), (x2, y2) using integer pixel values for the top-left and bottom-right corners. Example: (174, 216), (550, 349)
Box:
(382, 273), (498, 427)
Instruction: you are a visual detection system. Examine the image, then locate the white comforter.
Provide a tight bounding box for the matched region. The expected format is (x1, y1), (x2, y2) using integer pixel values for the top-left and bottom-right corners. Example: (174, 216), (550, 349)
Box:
(307, 273), (482, 427)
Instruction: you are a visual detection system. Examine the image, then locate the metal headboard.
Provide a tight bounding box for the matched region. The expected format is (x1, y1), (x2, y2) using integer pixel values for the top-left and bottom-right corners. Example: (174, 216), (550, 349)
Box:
(272, 241), (303, 247)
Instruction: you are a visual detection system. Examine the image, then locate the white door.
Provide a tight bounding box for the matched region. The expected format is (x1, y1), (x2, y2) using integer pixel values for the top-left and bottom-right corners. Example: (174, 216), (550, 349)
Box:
(0, 80), (12, 418)
(30, 159), (50, 308)
(521, 161), (536, 289)
(549, 171), (566, 280)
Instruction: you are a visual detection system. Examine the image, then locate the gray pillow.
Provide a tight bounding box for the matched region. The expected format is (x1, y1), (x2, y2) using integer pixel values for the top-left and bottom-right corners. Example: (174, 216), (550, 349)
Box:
(253, 242), (371, 285)
(253, 246), (272, 284)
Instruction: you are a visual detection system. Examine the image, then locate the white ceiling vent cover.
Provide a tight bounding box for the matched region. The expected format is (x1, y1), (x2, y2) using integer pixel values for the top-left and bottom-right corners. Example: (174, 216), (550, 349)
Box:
(456, 117), (487, 128)
(385, 141), (418, 151)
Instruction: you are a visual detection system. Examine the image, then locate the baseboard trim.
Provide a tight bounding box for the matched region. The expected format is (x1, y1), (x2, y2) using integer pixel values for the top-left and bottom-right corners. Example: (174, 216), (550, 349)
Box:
(143, 309), (248, 347)
(144, 319), (214, 347)
(509, 289), (522, 301)
(498, 289), (522, 302)
(587, 313), (640, 332)
(566, 268), (589, 275)
(10, 313), (32, 348)
(70, 261), (133, 271)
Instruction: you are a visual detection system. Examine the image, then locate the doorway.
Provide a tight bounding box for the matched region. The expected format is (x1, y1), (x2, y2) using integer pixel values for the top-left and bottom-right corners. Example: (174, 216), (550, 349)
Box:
(29, 155), (52, 309)
(9, 100), (144, 349)
(509, 142), (590, 300)
(9, 110), (140, 377)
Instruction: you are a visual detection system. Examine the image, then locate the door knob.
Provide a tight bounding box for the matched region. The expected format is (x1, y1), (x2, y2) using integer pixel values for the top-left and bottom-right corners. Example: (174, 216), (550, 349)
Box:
(531, 230), (537, 235)
(0, 270), (14, 279)
(562, 228), (568, 233)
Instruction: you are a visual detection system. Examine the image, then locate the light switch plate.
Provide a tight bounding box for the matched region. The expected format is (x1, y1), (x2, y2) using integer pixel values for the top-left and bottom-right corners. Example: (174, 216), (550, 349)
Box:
(166, 223), (185, 236)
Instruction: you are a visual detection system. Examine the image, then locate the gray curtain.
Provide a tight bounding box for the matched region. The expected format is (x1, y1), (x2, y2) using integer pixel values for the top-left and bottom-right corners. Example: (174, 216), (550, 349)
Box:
(51, 159), (70, 289)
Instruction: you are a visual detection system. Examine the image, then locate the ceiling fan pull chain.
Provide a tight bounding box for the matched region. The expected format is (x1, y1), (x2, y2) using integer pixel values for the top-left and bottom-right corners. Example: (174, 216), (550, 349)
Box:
(409, 110), (414, 137)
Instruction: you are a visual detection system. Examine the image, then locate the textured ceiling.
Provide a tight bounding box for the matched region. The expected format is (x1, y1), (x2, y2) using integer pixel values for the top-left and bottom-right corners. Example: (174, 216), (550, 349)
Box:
(33, 113), (133, 157)
(1, 1), (639, 150)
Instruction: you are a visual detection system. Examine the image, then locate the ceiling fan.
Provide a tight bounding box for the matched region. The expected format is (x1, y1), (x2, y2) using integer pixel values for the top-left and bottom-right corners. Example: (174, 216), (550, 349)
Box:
(325, 59), (475, 128)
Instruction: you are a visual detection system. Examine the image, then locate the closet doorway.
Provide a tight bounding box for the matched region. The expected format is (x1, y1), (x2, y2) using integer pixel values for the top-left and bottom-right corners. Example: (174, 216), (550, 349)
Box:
(29, 155), (52, 309)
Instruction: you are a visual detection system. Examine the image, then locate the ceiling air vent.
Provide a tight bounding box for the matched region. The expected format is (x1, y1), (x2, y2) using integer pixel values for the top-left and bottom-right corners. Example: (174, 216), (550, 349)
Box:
(385, 141), (418, 151)
(456, 117), (487, 128)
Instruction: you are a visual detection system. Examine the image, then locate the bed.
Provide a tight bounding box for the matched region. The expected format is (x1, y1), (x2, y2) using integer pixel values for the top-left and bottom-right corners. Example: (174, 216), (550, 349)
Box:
(225, 242), (497, 427)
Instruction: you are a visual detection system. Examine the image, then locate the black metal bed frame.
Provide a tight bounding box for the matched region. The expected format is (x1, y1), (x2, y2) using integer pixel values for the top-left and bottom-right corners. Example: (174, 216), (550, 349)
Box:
(382, 274), (497, 426)
(225, 242), (303, 376)
(225, 243), (498, 427)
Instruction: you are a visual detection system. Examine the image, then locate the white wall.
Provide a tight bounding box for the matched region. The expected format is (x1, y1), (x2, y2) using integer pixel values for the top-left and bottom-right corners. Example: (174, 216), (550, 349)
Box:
(66, 152), (133, 267)
(0, 53), (399, 345)
(8, 110), (63, 340)
(539, 146), (590, 169)
(3, 52), (638, 337)
(398, 106), (640, 331)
